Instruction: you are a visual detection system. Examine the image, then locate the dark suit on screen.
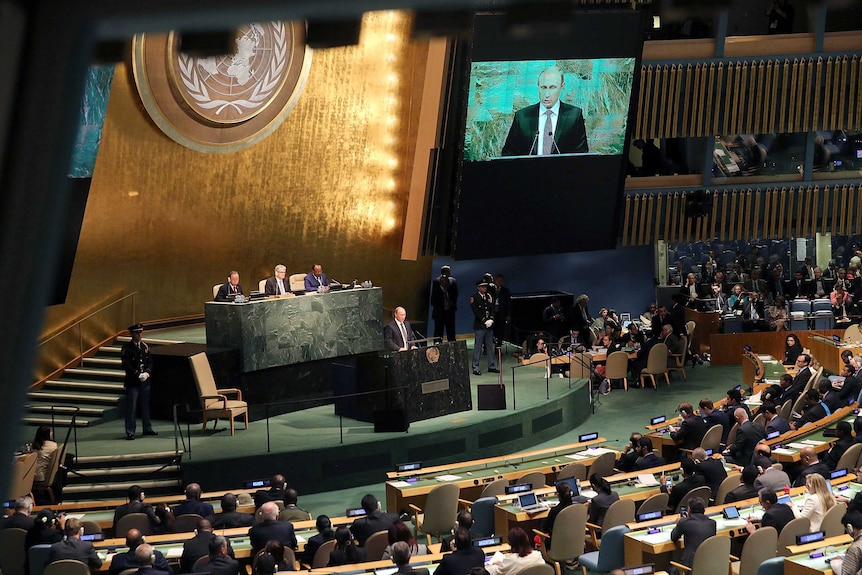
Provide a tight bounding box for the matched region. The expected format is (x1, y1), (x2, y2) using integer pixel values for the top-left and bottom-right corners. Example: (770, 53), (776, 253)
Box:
(264, 276), (290, 296)
(501, 102), (588, 156)
(215, 283), (243, 302)
(434, 547), (485, 575)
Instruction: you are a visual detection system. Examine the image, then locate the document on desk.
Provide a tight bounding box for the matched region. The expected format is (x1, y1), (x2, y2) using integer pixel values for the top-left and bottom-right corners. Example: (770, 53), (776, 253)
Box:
(166, 547), (184, 559)
(787, 442), (809, 449)
(583, 447), (616, 456)
(390, 481), (412, 487)
(635, 474), (660, 487)
(436, 474), (461, 481)
(802, 440), (826, 446)
(565, 453), (590, 460)
(772, 448), (797, 455)
(640, 531), (671, 544)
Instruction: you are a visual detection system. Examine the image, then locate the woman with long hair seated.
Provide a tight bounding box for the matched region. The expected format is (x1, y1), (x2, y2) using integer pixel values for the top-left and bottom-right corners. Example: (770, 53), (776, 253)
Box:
(328, 526), (366, 566)
(769, 297), (789, 332)
(541, 481), (574, 550)
(782, 333), (804, 365)
(31, 425), (58, 483)
(485, 527), (544, 575)
(798, 473), (836, 531)
(381, 520), (428, 559)
(587, 474), (620, 528)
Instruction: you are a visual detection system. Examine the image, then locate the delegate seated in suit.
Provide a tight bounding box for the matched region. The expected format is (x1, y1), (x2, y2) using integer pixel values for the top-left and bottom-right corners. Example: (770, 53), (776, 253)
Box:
(384, 307), (417, 352)
(304, 264), (329, 292)
(500, 66), (588, 157)
(215, 271), (243, 302)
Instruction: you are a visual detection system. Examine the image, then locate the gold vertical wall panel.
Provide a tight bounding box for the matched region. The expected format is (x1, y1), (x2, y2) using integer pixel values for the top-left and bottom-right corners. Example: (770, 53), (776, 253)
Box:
(654, 193), (663, 243)
(850, 56), (860, 128)
(723, 62), (735, 135)
(632, 194), (642, 245)
(646, 194), (655, 244)
(769, 60), (779, 131)
(648, 65), (659, 137)
(672, 64), (682, 136)
(855, 185), (862, 232)
(658, 65), (669, 136)
(803, 58), (814, 132)
(728, 191), (738, 242)
(682, 64), (692, 138)
(622, 195), (632, 246)
(752, 190), (761, 241)
(706, 62), (716, 134)
(821, 185), (830, 234)
(823, 57), (833, 131)
(779, 60), (789, 132)
(837, 56), (847, 128)
(43, 12), (436, 331)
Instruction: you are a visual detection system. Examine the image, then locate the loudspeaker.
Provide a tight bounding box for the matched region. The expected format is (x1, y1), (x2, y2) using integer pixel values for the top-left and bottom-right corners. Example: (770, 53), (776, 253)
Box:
(373, 409), (409, 432)
(477, 384), (506, 410)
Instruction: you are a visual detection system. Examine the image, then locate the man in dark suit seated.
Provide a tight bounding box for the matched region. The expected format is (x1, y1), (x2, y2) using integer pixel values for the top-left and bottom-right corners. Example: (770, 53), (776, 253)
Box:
(132, 544), (171, 575)
(214, 271), (243, 302)
(824, 421), (854, 470)
(172, 483), (214, 519)
(349, 494), (399, 546)
(434, 528), (484, 575)
(501, 66), (588, 156)
(110, 529), (173, 575)
(249, 502), (297, 554)
(1, 496), (35, 531)
(692, 448), (727, 502)
(193, 536), (239, 575)
(254, 474), (287, 508)
(264, 264), (292, 297)
(724, 408), (766, 465)
(384, 307), (417, 352)
(670, 402), (707, 451)
(209, 493), (253, 529)
(616, 433), (643, 473)
(390, 541), (430, 575)
(113, 485), (167, 535)
(790, 389), (831, 430)
(46, 517), (103, 570)
(762, 402), (791, 435)
(633, 437), (666, 471)
(660, 458), (707, 513)
(745, 489), (795, 535)
(793, 446), (831, 487)
(181, 519), (235, 573)
(723, 465), (760, 504)
(304, 264), (329, 293)
(669, 497), (716, 570)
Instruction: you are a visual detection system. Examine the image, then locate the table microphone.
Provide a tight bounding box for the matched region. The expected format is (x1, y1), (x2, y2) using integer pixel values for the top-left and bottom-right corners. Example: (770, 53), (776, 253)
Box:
(528, 130), (540, 155)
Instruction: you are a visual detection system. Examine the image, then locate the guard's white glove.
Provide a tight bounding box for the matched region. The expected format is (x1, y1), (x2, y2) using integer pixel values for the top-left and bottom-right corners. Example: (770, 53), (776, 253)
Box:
(139, 372), (150, 382)
(484, 319), (494, 328)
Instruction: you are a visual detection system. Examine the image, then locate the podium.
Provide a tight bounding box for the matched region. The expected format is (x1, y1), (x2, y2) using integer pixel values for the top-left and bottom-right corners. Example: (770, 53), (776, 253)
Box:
(333, 341), (472, 426)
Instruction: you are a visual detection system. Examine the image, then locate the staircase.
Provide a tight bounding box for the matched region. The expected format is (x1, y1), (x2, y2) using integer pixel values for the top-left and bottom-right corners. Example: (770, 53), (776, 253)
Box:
(24, 336), (184, 428)
(63, 451), (184, 502)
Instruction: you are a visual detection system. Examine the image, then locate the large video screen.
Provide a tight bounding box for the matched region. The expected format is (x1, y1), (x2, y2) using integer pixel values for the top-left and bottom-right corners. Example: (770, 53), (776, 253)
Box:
(464, 58), (636, 161)
(453, 11), (645, 259)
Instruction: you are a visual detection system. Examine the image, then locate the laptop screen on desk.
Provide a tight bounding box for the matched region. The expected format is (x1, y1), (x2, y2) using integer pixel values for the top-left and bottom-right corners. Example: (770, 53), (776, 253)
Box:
(518, 492), (538, 508)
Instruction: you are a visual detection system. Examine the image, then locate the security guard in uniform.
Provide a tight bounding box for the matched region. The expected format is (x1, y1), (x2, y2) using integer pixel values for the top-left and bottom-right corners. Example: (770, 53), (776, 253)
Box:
(470, 280), (498, 376)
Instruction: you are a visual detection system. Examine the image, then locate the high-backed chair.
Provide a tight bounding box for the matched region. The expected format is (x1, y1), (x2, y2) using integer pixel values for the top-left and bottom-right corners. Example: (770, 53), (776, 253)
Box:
(670, 534), (731, 575)
(409, 482), (460, 546)
(257, 279), (267, 293)
(81, 521), (102, 535)
(700, 424), (724, 454)
(639, 343), (669, 389)
(778, 398), (793, 421)
(588, 452), (616, 479)
(289, 273), (306, 292)
(479, 478), (507, 498)
(752, 413), (765, 428)
(675, 486), (712, 513)
(192, 556), (210, 571)
(312, 540), (336, 568)
(28, 544), (52, 575)
(173, 513), (204, 532)
(280, 507), (312, 522)
(714, 473), (741, 505)
(0, 528), (27, 575)
(844, 324), (862, 342)
(605, 351), (629, 391)
(557, 463), (587, 482)
(212, 284), (222, 299)
(835, 443), (862, 472)
(469, 496), (497, 538)
(667, 335), (688, 380)
(533, 503), (588, 575)
(362, 530), (389, 561)
(44, 560), (91, 575)
(730, 525), (777, 575)
(115, 512), (153, 536)
(519, 565), (554, 575)
(32, 442), (66, 504)
(577, 525), (629, 575)
(523, 353), (551, 379)
(724, 422), (739, 449)
(7, 452), (38, 500)
(790, 299), (811, 331)
(189, 352), (248, 436)
(755, 557), (785, 575)
(776, 516), (810, 556)
(586, 498), (634, 548)
(517, 472), (547, 490)
(821, 501), (847, 538)
(636, 493), (669, 516)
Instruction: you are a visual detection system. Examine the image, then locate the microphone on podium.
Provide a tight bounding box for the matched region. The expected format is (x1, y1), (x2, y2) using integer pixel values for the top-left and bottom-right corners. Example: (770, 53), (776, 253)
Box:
(528, 130), (540, 155)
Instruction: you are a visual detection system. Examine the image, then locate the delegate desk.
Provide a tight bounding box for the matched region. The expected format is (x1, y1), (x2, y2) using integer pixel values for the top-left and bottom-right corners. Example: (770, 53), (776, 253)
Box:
(205, 287), (383, 373)
(808, 335), (862, 375)
(765, 404), (856, 464)
(385, 442), (618, 512)
(623, 478), (859, 568)
(308, 544), (510, 575)
(492, 462), (691, 536)
(784, 536), (853, 575)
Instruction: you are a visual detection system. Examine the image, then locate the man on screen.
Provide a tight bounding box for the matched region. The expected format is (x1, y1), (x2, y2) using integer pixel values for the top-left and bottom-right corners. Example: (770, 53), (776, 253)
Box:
(501, 66), (589, 157)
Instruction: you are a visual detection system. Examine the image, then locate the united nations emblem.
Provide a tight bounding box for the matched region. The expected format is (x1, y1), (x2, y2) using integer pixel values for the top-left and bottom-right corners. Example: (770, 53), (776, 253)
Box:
(426, 347), (441, 364)
(132, 21), (311, 153)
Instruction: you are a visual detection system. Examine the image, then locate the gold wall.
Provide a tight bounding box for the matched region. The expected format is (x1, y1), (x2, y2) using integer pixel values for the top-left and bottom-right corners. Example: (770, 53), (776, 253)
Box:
(41, 12), (435, 336)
